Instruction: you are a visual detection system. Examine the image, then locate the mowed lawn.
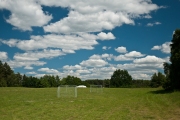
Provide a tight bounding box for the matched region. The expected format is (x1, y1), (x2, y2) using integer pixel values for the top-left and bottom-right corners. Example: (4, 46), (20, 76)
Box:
(0, 87), (180, 120)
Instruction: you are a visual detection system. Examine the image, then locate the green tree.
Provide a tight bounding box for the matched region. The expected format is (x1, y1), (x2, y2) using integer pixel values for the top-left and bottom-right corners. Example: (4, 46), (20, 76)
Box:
(169, 29), (180, 90)
(55, 75), (61, 86)
(0, 61), (7, 87)
(150, 72), (166, 88)
(3, 62), (14, 86)
(61, 75), (82, 85)
(163, 62), (171, 90)
(110, 69), (132, 87)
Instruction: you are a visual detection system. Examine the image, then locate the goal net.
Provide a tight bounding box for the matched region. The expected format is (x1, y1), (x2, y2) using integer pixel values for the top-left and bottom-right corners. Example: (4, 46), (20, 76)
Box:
(57, 85), (77, 98)
(90, 85), (103, 93)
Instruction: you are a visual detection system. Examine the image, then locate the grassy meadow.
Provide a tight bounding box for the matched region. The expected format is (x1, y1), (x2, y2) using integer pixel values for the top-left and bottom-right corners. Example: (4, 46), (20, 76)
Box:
(0, 87), (180, 120)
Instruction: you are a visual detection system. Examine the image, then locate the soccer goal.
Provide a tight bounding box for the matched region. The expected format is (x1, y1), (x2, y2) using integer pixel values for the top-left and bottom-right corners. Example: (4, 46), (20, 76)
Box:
(57, 85), (77, 98)
(90, 85), (103, 93)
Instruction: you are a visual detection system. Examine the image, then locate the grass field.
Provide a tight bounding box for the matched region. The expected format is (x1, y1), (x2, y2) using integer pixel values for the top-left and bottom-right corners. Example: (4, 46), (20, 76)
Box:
(0, 87), (180, 120)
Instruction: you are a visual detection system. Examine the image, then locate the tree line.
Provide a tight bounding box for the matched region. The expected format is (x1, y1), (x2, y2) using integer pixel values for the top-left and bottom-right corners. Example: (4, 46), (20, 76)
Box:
(0, 61), (151, 88)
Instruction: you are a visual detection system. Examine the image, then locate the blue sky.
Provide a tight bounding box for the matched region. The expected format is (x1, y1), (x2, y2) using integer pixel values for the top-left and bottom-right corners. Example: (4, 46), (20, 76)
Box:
(0, 0), (180, 80)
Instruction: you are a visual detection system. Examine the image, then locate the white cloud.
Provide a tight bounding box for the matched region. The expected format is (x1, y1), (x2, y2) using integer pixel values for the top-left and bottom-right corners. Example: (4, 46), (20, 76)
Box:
(133, 55), (165, 64)
(115, 46), (127, 53)
(151, 45), (161, 50)
(144, 14), (152, 19)
(0, 0), (52, 31)
(7, 60), (46, 69)
(44, 10), (134, 33)
(97, 32), (115, 40)
(161, 42), (171, 53)
(101, 54), (114, 61)
(13, 49), (65, 61)
(0, 51), (8, 60)
(125, 51), (145, 57)
(102, 46), (111, 50)
(89, 54), (102, 60)
(147, 21), (161, 27)
(131, 73), (151, 80)
(24, 66), (33, 70)
(42, 0), (160, 34)
(38, 67), (59, 74)
(113, 51), (145, 61)
(80, 59), (108, 67)
(2, 34), (99, 51)
(63, 65), (82, 70)
(151, 42), (171, 54)
(59, 53), (166, 80)
(76, 69), (91, 74)
(26, 71), (37, 75)
(114, 55), (133, 61)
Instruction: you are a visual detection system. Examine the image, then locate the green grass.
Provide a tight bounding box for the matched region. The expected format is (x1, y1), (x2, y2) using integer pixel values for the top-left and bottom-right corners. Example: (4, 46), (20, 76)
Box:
(0, 87), (180, 120)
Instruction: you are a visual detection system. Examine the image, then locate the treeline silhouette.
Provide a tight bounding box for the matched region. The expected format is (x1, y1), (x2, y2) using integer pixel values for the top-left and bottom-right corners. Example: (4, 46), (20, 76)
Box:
(0, 60), (151, 88)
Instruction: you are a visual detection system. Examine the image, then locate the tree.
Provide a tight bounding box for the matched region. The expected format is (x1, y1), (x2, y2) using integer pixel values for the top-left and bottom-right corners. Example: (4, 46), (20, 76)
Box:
(163, 62), (171, 90)
(61, 75), (82, 85)
(169, 29), (180, 90)
(110, 69), (132, 87)
(150, 72), (166, 88)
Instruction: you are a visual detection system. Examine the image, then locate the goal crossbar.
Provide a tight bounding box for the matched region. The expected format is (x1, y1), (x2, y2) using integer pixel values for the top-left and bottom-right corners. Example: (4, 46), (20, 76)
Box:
(57, 85), (77, 98)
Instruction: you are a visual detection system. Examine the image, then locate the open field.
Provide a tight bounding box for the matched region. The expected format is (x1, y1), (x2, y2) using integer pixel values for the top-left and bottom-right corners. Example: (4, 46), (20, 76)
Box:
(0, 87), (180, 120)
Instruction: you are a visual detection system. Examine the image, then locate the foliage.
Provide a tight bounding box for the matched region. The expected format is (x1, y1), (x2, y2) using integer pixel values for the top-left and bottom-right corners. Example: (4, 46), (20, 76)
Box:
(60, 75), (82, 85)
(110, 69), (132, 87)
(0, 61), (22, 87)
(163, 62), (172, 90)
(150, 72), (166, 88)
(163, 29), (180, 90)
(169, 29), (180, 90)
(131, 79), (151, 88)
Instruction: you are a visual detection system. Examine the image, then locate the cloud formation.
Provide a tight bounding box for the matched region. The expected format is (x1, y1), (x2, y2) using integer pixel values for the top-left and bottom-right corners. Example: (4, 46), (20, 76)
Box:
(0, 51), (8, 60)
(151, 42), (171, 54)
(147, 22), (161, 27)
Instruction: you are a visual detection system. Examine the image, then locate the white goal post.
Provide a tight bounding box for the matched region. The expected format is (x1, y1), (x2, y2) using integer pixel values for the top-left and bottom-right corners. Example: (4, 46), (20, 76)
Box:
(57, 85), (77, 98)
(90, 85), (103, 93)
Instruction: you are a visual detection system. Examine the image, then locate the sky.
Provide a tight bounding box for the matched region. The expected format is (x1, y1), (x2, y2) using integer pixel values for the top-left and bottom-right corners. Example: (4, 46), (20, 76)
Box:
(0, 0), (180, 80)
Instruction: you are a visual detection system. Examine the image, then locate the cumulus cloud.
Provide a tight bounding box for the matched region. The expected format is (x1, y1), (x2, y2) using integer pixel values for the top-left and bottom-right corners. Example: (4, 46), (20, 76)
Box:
(0, 0), (52, 31)
(80, 59), (108, 67)
(63, 65), (82, 70)
(101, 54), (114, 61)
(115, 46), (127, 53)
(24, 66), (33, 70)
(13, 49), (65, 61)
(26, 71), (37, 75)
(114, 51), (145, 61)
(42, 0), (160, 33)
(44, 10), (134, 33)
(114, 55), (133, 61)
(7, 60), (46, 69)
(151, 42), (171, 54)
(125, 51), (145, 57)
(102, 46), (111, 50)
(0, 51), (8, 60)
(38, 67), (59, 74)
(97, 32), (115, 40)
(133, 55), (165, 64)
(147, 22), (161, 27)
(2, 34), (98, 51)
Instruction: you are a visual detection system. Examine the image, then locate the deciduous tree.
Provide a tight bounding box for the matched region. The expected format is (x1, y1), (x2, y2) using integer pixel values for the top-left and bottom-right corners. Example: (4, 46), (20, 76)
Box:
(110, 69), (132, 87)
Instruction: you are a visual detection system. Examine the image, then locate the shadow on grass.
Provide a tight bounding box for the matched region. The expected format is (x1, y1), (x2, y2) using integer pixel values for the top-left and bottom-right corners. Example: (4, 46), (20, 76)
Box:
(149, 89), (174, 94)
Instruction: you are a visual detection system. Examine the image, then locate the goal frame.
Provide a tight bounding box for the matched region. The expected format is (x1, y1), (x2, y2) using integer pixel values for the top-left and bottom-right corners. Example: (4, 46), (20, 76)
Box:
(57, 85), (77, 98)
(90, 85), (103, 93)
